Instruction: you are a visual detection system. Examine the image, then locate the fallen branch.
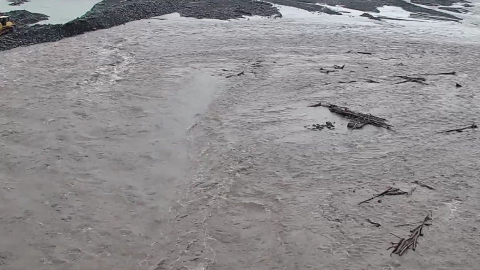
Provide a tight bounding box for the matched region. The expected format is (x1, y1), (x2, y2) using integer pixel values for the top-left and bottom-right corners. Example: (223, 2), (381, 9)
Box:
(394, 76), (428, 85)
(226, 71), (244, 78)
(358, 187), (407, 205)
(319, 68), (338, 74)
(388, 214), (432, 256)
(436, 123), (478, 133)
(395, 222), (432, 228)
(366, 218), (381, 227)
(412, 180), (435, 190)
(333, 64), (345, 70)
(419, 71), (456, 76)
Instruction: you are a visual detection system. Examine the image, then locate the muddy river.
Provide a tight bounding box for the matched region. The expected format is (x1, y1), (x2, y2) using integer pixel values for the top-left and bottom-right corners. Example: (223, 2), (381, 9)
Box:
(1, 9), (480, 270)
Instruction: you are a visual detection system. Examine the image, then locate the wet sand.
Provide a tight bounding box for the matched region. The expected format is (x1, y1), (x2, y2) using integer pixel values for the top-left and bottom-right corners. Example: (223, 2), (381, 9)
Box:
(1, 10), (480, 270)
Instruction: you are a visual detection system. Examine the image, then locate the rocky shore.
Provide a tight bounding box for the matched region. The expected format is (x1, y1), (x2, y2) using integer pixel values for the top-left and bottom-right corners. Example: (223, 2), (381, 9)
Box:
(7, 0), (29, 6)
(0, 0), (474, 51)
(2, 10), (49, 25)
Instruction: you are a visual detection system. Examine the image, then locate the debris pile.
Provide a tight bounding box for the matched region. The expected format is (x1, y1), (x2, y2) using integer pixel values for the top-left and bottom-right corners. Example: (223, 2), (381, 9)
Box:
(309, 102), (393, 130)
(388, 214), (432, 256)
(305, 121), (335, 131)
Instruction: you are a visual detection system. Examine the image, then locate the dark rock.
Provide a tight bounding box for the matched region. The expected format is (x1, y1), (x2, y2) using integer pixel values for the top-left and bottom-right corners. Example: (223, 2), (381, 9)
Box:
(264, 0), (340, 15)
(360, 13), (381, 20)
(7, 0), (29, 6)
(269, 0), (462, 21)
(411, 0), (469, 6)
(438, 7), (469, 13)
(2, 10), (49, 25)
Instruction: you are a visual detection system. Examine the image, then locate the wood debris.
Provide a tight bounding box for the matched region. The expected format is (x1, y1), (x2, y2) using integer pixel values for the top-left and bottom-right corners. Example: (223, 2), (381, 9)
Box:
(366, 218), (381, 227)
(436, 123), (477, 133)
(412, 180), (435, 190)
(319, 68), (338, 74)
(358, 187), (407, 205)
(419, 71), (456, 76)
(305, 121), (335, 131)
(388, 214), (432, 256)
(394, 76), (428, 85)
(308, 102), (392, 130)
(226, 71), (244, 78)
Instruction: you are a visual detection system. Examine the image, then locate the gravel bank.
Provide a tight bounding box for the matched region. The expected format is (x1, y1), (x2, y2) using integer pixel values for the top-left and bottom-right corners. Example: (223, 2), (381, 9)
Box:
(2, 10), (49, 25)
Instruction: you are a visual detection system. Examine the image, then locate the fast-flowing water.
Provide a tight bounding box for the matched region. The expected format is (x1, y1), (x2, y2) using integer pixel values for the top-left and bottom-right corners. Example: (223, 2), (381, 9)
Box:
(1, 8), (480, 270)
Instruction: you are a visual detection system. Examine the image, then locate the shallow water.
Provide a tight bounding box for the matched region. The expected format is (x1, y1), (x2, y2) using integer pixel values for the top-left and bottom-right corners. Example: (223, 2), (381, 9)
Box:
(1, 11), (480, 270)
(0, 0), (102, 24)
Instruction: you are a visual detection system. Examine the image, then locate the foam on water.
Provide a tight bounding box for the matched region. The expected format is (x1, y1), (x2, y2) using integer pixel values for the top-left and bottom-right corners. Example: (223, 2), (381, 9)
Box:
(377, 5), (411, 18)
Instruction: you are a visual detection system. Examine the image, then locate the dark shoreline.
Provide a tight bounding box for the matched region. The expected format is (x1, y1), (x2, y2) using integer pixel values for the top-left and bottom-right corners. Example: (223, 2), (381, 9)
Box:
(0, 0), (474, 52)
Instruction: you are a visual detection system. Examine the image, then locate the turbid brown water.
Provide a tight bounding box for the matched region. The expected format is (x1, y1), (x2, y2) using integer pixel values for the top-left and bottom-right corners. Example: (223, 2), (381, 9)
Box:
(1, 11), (480, 270)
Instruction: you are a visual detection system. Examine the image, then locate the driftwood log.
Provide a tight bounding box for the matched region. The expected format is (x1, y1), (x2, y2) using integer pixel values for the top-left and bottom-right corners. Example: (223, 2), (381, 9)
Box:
(437, 123), (477, 133)
(394, 76), (428, 85)
(358, 187), (407, 205)
(309, 102), (392, 130)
